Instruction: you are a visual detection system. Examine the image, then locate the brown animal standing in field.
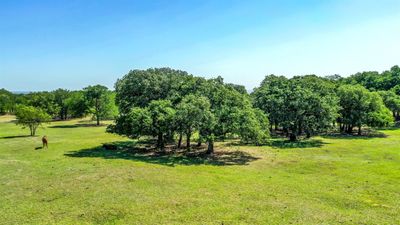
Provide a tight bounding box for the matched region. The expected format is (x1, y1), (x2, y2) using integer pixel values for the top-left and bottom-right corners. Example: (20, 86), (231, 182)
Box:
(42, 136), (48, 149)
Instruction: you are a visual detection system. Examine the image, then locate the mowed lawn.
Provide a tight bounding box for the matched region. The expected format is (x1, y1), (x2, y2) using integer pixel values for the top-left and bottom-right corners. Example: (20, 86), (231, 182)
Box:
(0, 116), (399, 225)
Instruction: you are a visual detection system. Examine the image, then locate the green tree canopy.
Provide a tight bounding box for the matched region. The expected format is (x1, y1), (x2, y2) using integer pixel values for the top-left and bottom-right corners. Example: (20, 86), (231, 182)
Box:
(84, 85), (117, 125)
(378, 91), (400, 121)
(15, 105), (51, 136)
(253, 75), (338, 141)
(175, 94), (212, 149)
(147, 100), (176, 150)
(0, 89), (14, 114)
(337, 85), (393, 135)
(111, 68), (270, 153)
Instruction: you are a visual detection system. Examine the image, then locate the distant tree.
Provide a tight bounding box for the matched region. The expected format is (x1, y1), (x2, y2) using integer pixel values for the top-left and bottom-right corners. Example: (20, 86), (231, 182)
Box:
(0, 89), (14, 114)
(84, 85), (116, 125)
(53, 89), (70, 120)
(344, 65), (400, 91)
(65, 91), (88, 118)
(25, 92), (59, 118)
(337, 85), (393, 135)
(15, 105), (51, 136)
(324, 74), (343, 82)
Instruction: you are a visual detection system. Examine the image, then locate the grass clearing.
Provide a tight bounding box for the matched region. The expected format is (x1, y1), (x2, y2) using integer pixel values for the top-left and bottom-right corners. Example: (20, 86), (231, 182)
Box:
(0, 116), (399, 224)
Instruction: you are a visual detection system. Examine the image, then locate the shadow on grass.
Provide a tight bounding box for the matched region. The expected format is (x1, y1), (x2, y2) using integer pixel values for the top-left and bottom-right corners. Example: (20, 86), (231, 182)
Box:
(321, 131), (388, 140)
(377, 127), (400, 131)
(0, 135), (32, 139)
(64, 141), (259, 167)
(223, 139), (327, 149)
(49, 124), (105, 129)
(269, 139), (327, 149)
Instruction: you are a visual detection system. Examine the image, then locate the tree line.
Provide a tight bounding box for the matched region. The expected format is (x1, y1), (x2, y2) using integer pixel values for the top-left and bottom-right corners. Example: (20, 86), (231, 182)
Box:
(0, 85), (118, 136)
(252, 75), (394, 140)
(1, 65), (400, 152)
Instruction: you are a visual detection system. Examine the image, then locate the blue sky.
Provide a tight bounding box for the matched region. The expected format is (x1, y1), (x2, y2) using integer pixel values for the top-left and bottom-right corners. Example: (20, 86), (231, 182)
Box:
(1, 0), (400, 91)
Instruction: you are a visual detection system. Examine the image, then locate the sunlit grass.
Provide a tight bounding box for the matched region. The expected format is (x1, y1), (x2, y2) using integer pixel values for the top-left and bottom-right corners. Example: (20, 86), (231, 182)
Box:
(0, 116), (399, 224)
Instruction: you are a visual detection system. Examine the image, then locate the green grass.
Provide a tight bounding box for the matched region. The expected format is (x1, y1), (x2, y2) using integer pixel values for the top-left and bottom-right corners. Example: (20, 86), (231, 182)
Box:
(0, 116), (399, 224)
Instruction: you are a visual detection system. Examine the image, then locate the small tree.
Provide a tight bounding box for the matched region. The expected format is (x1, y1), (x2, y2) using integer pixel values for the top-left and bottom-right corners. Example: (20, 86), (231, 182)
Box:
(15, 105), (51, 136)
(84, 85), (116, 125)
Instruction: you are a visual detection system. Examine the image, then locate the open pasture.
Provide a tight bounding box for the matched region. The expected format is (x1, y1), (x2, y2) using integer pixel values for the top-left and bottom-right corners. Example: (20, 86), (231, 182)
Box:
(0, 116), (399, 224)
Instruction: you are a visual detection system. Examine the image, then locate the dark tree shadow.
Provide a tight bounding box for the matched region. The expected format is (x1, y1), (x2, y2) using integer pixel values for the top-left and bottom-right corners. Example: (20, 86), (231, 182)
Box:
(49, 124), (105, 129)
(321, 131), (387, 140)
(0, 135), (32, 139)
(268, 139), (327, 149)
(64, 141), (259, 167)
(223, 139), (327, 149)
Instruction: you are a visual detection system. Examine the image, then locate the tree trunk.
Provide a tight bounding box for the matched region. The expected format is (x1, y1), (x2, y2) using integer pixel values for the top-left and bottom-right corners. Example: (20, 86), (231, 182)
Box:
(347, 125), (353, 134)
(289, 133), (297, 142)
(197, 137), (202, 147)
(306, 131), (311, 139)
(96, 115), (100, 126)
(186, 132), (191, 149)
(358, 126), (362, 136)
(157, 133), (164, 150)
(30, 124), (37, 136)
(298, 122), (303, 135)
(283, 127), (289, 137)
(178, 133), (182, 148)
(206, 140), (214, 154)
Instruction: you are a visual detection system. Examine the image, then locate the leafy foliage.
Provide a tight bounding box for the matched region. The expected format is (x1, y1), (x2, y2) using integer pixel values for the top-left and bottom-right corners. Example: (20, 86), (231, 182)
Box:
(253, 75), (338, 140)
(337, 85), (393, 134)
(111, 68), (270, 152)
(84, 85), (117, 125)
(14, 105), (51, 136)
(0, 89), (14, 114)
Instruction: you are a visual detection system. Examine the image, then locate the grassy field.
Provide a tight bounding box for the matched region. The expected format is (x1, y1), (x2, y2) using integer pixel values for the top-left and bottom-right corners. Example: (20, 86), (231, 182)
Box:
(0, 116), (399, 225)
